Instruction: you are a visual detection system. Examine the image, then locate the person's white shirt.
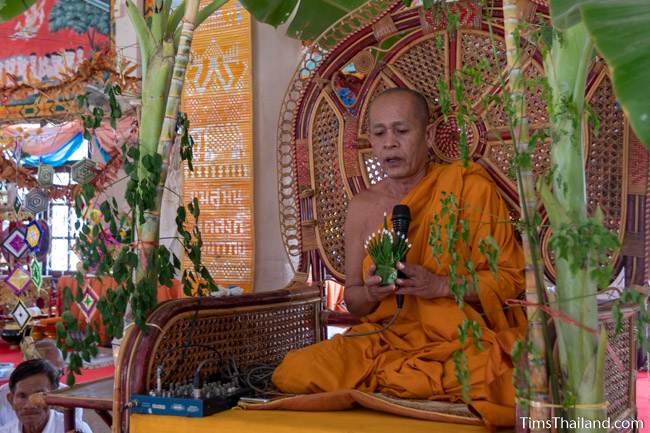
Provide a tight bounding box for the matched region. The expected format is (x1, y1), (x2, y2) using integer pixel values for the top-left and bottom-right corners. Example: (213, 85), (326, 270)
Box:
(0, 384), (91, 433)
(0, 410), (64, 433)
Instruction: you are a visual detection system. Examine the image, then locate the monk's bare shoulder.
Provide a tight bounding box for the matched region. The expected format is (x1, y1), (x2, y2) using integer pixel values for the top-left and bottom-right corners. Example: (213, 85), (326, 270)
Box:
(348, 182), (385, 213)
(346, 181), (391, 232)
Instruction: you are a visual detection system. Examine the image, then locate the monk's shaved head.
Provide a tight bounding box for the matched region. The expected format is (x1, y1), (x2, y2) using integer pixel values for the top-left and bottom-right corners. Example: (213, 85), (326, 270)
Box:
(371, 88), (429, 127)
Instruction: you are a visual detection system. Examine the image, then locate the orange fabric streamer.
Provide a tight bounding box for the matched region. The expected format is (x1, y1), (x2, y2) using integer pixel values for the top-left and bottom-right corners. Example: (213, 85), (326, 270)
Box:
(272, 162), (526, 431)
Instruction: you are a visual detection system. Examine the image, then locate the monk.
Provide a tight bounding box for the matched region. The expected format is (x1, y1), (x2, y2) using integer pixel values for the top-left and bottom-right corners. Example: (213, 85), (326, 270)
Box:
(272, 88), (526, 429)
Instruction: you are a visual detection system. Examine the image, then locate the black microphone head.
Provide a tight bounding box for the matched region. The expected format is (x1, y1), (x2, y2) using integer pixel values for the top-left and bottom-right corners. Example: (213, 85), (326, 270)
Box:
(392, 204), (410, 310)
(392, 204), (410, 220)
(391, 204), (411, 237)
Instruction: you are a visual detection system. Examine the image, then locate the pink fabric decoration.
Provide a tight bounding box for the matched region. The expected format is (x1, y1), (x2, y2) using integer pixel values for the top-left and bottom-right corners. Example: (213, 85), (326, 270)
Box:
(0, 116), (137, 156)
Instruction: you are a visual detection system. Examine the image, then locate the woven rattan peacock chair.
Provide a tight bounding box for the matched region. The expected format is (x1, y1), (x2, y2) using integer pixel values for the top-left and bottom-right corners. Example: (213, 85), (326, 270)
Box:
(276, 0), (646, 428)
(114, 1), (648, 432)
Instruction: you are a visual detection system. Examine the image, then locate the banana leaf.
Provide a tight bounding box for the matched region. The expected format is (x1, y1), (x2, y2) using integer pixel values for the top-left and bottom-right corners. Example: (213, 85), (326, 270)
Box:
(580, 0), (650, 149)
(0, 0), (37, 22)
(550, 0), (650, 148)
(549, 0), (587, 30)
(239, 0), (367, 41)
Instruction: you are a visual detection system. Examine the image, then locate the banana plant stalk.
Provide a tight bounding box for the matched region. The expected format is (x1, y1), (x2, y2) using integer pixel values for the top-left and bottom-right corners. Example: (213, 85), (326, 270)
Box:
(123, 0), (226, 323)
(501, 2), (558, 430)
(539, 21), (608, 433)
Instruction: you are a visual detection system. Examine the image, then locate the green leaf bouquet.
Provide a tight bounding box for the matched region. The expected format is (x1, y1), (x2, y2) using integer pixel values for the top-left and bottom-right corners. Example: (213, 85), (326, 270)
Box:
(365, 215), (411, 285)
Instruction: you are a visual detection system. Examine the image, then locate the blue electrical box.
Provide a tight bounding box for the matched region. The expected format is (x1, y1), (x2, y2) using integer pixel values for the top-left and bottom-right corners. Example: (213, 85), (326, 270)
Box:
(130, 388), (251, 417)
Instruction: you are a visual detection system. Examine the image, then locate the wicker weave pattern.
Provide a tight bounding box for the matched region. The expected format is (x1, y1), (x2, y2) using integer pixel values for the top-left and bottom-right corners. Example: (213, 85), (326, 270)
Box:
(586, 75), (625, 234)
(481, 62), (547, 130)
(483, 100), (509, 131)
(147, 302), (319, 388)
(277, 80), (310, 269)
(360, 78), (393, 136)
(524, 65), (549, 127)
(485, 140), (516, 182)
(311, 98), (348, 276)
(603, 312), (634, 423)
(390, 35), (447, 103)
(459, 32), (507, 104)
(362, 151), (388, 185)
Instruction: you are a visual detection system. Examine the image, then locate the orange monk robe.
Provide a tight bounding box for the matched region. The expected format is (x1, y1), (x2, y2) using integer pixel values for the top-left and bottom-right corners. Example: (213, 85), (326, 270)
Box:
(272, 162), (526, 429)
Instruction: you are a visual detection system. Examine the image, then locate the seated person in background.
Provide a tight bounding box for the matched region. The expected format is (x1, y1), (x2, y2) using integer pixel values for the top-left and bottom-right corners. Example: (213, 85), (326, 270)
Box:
(0, 359), (88, 433)
(273, 88), (526, 429)
(0, 340), (90, 433)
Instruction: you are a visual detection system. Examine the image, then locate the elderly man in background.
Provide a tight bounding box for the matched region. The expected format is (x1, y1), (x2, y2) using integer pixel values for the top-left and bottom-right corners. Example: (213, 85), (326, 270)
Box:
(0, 359), (72, 433)
(0, 340), (91, 433)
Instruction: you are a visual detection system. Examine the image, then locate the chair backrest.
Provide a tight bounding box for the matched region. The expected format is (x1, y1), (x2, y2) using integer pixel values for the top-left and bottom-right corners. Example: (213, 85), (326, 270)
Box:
(113, 284), (321, 433)
(276, 0), (650, 288)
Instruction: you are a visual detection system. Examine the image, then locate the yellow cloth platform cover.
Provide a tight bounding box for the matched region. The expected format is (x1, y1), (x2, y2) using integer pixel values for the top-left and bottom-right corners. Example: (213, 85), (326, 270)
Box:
(130, 409), (513, 433)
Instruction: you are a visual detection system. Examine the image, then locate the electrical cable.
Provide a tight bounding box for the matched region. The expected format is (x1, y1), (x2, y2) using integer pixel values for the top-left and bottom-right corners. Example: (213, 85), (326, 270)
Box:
(158, 293), (204, 384)
(242, 365), (292, 397)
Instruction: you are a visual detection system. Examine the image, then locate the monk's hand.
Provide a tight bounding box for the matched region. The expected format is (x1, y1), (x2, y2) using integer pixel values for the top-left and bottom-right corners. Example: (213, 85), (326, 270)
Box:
(364, 264), (397, 303)
(395, 261), (449, 299)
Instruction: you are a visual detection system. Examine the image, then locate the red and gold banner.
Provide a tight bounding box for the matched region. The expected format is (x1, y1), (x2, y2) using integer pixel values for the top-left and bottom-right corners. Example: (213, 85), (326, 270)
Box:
(182, 1), (254, 292)
(0, 0), (112, 119)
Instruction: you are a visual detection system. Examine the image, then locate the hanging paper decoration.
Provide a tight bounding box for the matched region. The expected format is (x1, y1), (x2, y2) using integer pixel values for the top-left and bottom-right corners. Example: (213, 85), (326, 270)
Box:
(2, 229), (27, 259)
(24, 189), (48, 215)
(77, 285), (99, 322)
(32, 221), (50, 258)
(71, 158), (97, 184)
(12, 196), (21, 213)
(10, 299), (32, 333)
(25, 221), (44, 252)
(4, 267), (31, 296)
(37, 165), (55, 186)
(29, 259), (42, 290)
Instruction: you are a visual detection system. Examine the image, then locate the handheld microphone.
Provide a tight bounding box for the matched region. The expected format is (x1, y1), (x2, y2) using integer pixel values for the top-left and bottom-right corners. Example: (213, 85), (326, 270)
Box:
(391, 204), (411, 309)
